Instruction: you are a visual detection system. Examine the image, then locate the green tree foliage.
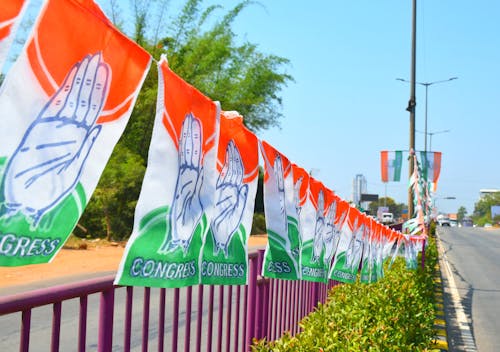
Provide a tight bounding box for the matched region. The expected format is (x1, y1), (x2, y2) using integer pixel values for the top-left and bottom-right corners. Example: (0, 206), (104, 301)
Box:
(368, 197), (407, 219)
(457, 206), (467, 223)
(78, 144), (145, 240)
(472, 193), (500, 226)
(77, 0), (293, 239)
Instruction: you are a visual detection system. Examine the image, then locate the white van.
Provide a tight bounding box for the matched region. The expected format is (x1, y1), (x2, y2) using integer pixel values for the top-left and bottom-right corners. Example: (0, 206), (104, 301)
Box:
(381, 213), (394, 224)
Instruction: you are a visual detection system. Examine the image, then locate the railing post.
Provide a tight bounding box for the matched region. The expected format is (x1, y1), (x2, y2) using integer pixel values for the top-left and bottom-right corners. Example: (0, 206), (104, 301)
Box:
(123, 287), (133, 352)
(142, 287), (151, 352)
(254, 250), (266, 340)
(172, 288), (180, 352)
(97, 287), (115, 352)
(20, 310), (31, 352)
(51, 302), (62, 352)
(79, 296), (88, 352)
(245, 255), (257, 350)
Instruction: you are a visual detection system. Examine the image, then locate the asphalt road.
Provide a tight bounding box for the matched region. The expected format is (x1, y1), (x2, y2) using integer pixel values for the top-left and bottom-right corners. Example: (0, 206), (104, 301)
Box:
(438, 226), (500, 352)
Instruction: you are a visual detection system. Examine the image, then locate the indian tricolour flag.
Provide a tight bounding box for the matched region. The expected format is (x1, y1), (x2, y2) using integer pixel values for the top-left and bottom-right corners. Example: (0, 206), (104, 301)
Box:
(419, 151), (442, 183)
(380, 151), (403, 182)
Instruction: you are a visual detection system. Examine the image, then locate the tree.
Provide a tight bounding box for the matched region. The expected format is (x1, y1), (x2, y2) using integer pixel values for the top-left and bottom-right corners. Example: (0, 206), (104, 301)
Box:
(457, 206), (467, 223)
(118, 0), (293, 161)
(78, 0), (293, 239)
(78, 144), (146, 240)
(472, 193), (500, 226)
(368, 197), (406, 219)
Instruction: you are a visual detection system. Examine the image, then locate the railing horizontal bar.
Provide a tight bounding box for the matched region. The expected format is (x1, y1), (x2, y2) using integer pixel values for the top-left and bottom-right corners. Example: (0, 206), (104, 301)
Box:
(0, 275), (116, 315)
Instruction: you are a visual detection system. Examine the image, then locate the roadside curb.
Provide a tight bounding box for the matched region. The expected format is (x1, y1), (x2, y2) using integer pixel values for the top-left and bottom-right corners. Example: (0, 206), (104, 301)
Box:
(434, 230), (478, 352)
(430, 261), (449, 351)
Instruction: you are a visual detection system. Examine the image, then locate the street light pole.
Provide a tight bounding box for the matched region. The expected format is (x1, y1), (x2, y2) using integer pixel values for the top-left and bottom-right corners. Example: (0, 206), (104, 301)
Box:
(407, 0), (417, 220)
(397, 77), (457, 152)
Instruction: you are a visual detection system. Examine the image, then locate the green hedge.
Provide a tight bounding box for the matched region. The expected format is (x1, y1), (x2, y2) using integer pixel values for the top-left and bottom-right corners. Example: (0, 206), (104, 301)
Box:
(253, 237), (438, 351)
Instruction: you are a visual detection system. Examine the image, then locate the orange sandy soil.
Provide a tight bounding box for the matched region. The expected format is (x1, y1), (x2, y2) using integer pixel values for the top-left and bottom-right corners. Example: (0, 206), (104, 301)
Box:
(0, 235), (268, 291)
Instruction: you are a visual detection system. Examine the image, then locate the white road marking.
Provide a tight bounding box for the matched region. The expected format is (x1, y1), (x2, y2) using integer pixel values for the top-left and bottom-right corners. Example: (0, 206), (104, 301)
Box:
(436, 230), (477, 351)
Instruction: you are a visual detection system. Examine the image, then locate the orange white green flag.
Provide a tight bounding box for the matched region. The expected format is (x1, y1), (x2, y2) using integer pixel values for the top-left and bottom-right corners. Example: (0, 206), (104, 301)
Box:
(0, 0), (151, 266)
(260, 140), (300, 280)
(0, 0), (28, 72)
(115, 56), (220, 288)
(329, 206), (364, 283)
(359, 216), (374, 283)
(323, 196), (349, 272)
(404, 235), (420, 270)
(299, 177), (331, 283)
(419, 151), (442, 184)
(380, 150), (403, 182)
(383, 228), (400, 263)
(372, 222), (387, 281)
(200, 111), (259, 285)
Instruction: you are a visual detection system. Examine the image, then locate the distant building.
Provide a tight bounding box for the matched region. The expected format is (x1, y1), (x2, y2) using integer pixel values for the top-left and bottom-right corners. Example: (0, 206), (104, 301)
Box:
(479, 189), (500, 199)
(352, 174), (367, 208)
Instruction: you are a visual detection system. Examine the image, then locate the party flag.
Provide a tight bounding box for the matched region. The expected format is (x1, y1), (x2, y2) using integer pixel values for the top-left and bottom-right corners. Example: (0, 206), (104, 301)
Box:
(115, 57), (219, 288)
(419, 151), (442, 183)
(404, 235), (419, 270)
(200, 111), (259, 285)
(380, 150), (403, 182)
(373, 224), (386, 280)
(300, 178), (331, 283)
(260, 140), (300, 280)
(329, 206), (364, 283)
(0, 0), (151, 266)
(360, 216), (374, 283)
(324, 196), (349, 271)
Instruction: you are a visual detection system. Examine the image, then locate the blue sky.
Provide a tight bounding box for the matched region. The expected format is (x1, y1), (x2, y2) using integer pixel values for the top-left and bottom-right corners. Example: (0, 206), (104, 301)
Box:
(5, 0), (500, 216)
(229, 0), (500, 215)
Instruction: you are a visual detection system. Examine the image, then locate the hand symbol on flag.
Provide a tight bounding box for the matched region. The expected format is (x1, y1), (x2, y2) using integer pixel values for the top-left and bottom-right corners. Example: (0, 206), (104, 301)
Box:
(274, 155), (288, 239)
(312, 190), (325, 263)
(344, 220), (364, 271)
(322, 201), (337, 264)
(293, 177), (303, 217)
(159, 113), (204, 254)
(1, 53), (109, 225)
(211, 141), (248, 257)
(325, 209), (347, 265)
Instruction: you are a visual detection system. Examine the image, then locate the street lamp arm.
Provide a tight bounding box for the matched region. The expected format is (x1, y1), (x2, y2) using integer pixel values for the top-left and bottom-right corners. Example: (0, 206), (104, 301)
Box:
(396, 77), (458, 86)
(428, 129), (451, 136)
(419, 77), (458, 87)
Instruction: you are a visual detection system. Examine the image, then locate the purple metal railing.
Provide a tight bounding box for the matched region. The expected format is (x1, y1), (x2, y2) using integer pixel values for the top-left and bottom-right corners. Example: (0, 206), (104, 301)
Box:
(0, 250), (337, 351)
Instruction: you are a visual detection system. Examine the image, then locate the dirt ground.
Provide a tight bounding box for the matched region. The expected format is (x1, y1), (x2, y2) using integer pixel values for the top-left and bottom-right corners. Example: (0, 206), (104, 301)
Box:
(0, 235), (268, 291)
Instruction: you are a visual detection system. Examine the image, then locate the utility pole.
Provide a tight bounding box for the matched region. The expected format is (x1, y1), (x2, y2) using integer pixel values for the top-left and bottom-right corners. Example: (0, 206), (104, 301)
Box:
(407, 0), (417, 219)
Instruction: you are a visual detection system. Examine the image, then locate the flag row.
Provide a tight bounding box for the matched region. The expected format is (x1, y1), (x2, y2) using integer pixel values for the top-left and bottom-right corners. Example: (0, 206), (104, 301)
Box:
(0, 0), (414, 288)
(380, 150), (442, 186)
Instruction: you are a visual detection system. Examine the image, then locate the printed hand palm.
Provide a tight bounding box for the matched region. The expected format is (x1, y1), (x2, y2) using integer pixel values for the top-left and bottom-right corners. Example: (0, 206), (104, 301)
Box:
(312, 191), (325, 262)
(322, 202), (337, 263)
(273, 155), (288, 238)
(293, 177), (303, 217)
(159, 113), (203, 254)
(211, 141), (248, 257)
(2, 54), (109, 224)
(345, 223), (364, 270)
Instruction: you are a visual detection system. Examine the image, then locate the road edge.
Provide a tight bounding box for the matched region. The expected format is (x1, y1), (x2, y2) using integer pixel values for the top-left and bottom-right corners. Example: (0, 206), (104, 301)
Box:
(433, 229), (477, 351)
